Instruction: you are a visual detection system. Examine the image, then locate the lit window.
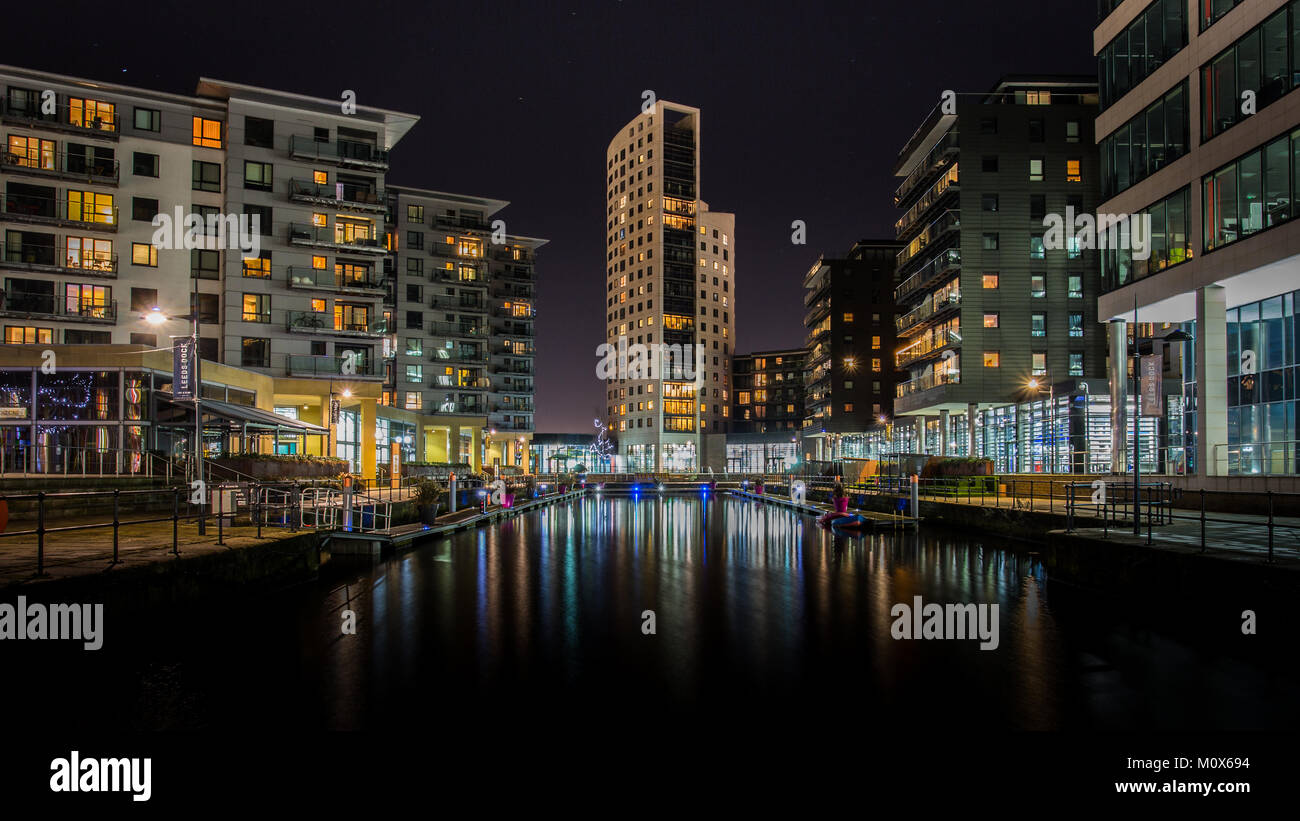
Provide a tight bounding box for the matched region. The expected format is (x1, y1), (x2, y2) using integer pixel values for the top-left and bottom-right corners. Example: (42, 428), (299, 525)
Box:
(312, 213), (327, 227)
(1032, 353), (1047, 375)
(131, 243), (157, 266)
(312, 255), (327, 270)
(1066, 159), (1082, 183)
(192, 116), (223, 148)
(843, 313), (854, 322)
(982, 274), (999, 289)
(313, 170), (328, 185)
(983, 313), (999, 328)
(983, 352), (1001, 367)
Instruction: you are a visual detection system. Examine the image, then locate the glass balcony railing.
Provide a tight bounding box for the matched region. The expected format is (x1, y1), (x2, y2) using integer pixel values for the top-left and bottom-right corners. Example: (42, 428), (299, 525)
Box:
(895, 248), (961, 304)
(896, 329), (960, 368)
(0, 240), (117, 276)
(1, 195), (117, 230)
(286, 355), (382, 379)
(288, 179), (384, 211)
(285, 310), (388, 336)
(0, 290), (116, 322)
(2, 149), (119, 184)
(896, 369), (961, 398)
(286, 265), (384, 291)
(427, 319), (487, 338)
(896, 209), (959, 270)
(894, 130), (959, 207)
(896, 291), (961, 334)
(1, 99), (120, 138)
(287, 136), (388, 169)
(287, 223), (383, 252)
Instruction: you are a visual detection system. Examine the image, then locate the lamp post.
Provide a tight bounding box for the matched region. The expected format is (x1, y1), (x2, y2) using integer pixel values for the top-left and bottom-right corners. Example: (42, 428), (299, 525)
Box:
(1027, 377), (1055, 474)
(1130, 315), (1192, 535)
(145, 306), (204, 533)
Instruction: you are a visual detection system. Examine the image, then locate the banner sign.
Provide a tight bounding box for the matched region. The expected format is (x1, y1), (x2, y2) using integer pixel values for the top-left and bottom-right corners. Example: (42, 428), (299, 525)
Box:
(1140, 354), (1162, 417)
(330, 399), (341, 424)
(173, 338), (197, 402)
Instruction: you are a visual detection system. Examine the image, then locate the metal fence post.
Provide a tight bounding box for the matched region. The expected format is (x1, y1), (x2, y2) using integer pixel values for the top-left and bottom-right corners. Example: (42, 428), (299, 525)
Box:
(1199, 488), (1206, 552)
(36, 491), (45, 576)
(173, 486), (180, 556)
(1267, 491), (1274, 563)
(216, 486), (224, 546)
(111, 488), (120, 565)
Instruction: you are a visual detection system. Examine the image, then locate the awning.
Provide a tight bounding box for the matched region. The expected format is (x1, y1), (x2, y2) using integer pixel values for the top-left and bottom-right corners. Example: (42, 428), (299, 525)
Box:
(157, 394), (328, 434)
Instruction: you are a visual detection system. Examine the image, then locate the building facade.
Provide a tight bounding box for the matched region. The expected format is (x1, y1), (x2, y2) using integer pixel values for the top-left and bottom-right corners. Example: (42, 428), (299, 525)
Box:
(890, 76), (1108, 468)
(603, 100), (735, 472)
(0, 64), (542, 477)
(801, 240), (903, 461)
(1096, 0), (1300, 477)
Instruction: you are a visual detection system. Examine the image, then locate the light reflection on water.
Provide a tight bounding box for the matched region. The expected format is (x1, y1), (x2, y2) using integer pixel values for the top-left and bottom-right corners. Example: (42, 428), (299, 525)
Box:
(10, 494), (1291, 732)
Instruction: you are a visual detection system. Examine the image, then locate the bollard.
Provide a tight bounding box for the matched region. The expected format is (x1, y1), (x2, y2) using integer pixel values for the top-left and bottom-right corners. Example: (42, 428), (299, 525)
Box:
(217, 485), (224, 545)
(111, 488), (120, 565)
(910, 474), (919, 528)
(449, 474), (458, 514)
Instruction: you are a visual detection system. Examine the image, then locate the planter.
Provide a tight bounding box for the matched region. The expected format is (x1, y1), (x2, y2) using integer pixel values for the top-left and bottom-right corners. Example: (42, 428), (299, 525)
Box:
(419, 503), (440, 525)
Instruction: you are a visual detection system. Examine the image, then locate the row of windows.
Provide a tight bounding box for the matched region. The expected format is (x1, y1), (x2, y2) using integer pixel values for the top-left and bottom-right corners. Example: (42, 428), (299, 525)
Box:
(981, 312), (1086, 337)
(1100, 81), (1188, 199)
(978, 351), (1087, 375)
(1102, 186), (1192, 291)
(1201, 1), (1300, 143)
(1097, 0), (1187, 110)
(1203, 125), (1300, 253)
(979, 273), (1086, 297)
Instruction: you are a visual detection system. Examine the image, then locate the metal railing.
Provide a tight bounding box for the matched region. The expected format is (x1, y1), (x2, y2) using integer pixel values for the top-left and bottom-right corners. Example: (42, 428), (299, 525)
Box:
(0, 445), (176, 478)
(1, 195), (118, 228)
(0, 240), (117, 275)
(287, 136), (388, 168)
(286, 354), (383, 378)
(2, 148), (120, 182)
(1213, 441), (1300, 476)
(286, 265), (384, 291)
(0, 290), (117, 322)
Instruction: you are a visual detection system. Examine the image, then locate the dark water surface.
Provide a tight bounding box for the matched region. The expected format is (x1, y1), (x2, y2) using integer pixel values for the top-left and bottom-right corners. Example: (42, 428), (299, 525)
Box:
(8, 494), (1296, 733)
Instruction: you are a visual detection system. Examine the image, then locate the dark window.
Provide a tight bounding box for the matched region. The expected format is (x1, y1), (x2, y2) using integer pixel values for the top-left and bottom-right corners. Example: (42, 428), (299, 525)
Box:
(406, 311), (422, 330)
(193, 293), (220, 325)
(130, 287), (158, 312)
(129, 333), (156, 347)
(241, 337), (270, 368)
(982, 194), (999, 211)
(1030, 195), (1046, 221)
(132, 152), (159, 177)
(245, 116), (274, 148)
(192, 160), (221, 192)
(132, 197), (158, 222)
(191, 249), (220, 280)
(1029, 118), (1045, 142)
(244, 204), (272, 235)
(133, 108), (160, 132)
(982, 156), (998, 173)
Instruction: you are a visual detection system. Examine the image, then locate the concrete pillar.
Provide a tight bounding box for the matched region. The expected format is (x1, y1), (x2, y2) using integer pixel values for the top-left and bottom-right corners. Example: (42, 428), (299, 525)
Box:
(448, 424), (461, 464)
(414, 424), (426, 464)
(358, 398), (378, 480)
(939, 409), (949, 456)
(913, 417), (926, 454)
(967, 403), (977, 457)
(1108, 320), (1128, 474)
(1196, 285), (1228, 476)
(470, 427), (482, 472)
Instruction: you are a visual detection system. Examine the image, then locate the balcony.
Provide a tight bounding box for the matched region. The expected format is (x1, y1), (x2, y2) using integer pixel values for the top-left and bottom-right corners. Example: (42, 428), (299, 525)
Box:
(494, 402), (534, 413)
(287, 223), (385, 254)
(429, 349), (488, 365)
(433, 215), (491, 231)
(427, 319), (487, 338)
(493, 421), (534, 432)
(0, 291), (116, 324)
(2, 149), (119, 185)
(803, 297), (830, 328)
(897, 291), (961, 336)
(493, 304), (533, 318)
(895, 164), (958, 240)
(0, 241), (117, 278)
(492, 362), (534, 375)
(285, 311), (389, 338)
(286, 354), (384, 380)
(491, 281), (533, 300)
(288, 179), (385, 214)
(431, 377), (491, 391)
(432, 268), (488, 287)
(1, 100), (120, 140)
(494, 319), (535, 336)
(896, 209), (959, 271)
(428, 401), (486, 416)
(287, 136), (388, 170)
(286, 265), (385, 295)
(896, 369), (961, 398)
(895, 248), (961, 304)
(1, 195), (117, 232)
(896, 329), (960, 368)
(894, 129), (958, 207)
(430, 295), (487, 311)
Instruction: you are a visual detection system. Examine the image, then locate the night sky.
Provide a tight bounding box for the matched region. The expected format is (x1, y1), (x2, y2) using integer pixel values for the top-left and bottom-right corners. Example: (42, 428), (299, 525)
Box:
(3, 0), (1094, 432)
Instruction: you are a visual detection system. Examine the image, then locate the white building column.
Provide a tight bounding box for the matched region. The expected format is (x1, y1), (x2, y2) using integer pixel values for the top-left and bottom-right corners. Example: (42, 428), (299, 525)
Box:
(939, 409), (949, 457)
(1196, 285), (1228, 476)
(913, 417), (926, 454)
(1108, 320), (1128, 474)
(967, 403), (977, 457)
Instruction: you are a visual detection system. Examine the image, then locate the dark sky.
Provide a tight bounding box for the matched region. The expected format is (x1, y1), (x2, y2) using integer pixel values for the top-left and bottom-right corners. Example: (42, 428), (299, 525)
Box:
(3, 0), (1095, 432)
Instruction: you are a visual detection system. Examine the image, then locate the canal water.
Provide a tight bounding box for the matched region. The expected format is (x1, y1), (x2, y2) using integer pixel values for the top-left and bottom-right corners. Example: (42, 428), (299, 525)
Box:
(11, 493), (1297, 733)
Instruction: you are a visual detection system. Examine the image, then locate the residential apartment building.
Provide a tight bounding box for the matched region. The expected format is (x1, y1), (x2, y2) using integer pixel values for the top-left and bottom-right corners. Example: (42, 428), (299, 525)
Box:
(727, 348), (805, 473)
(801, 240), (902, 461)
(0, 65), (542, 477)
(890, 77), (1107, 471)
(389, 186), (543, 471)
(603, 100), (735, 472)
(1095, 0), (1300, 477)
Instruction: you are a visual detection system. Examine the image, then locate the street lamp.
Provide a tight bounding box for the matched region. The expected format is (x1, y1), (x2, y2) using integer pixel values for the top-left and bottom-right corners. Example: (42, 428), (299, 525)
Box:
(1132, 327), (1192, 534)
(144, 305), (204, 534)
(1027, 376), (1055, 474)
